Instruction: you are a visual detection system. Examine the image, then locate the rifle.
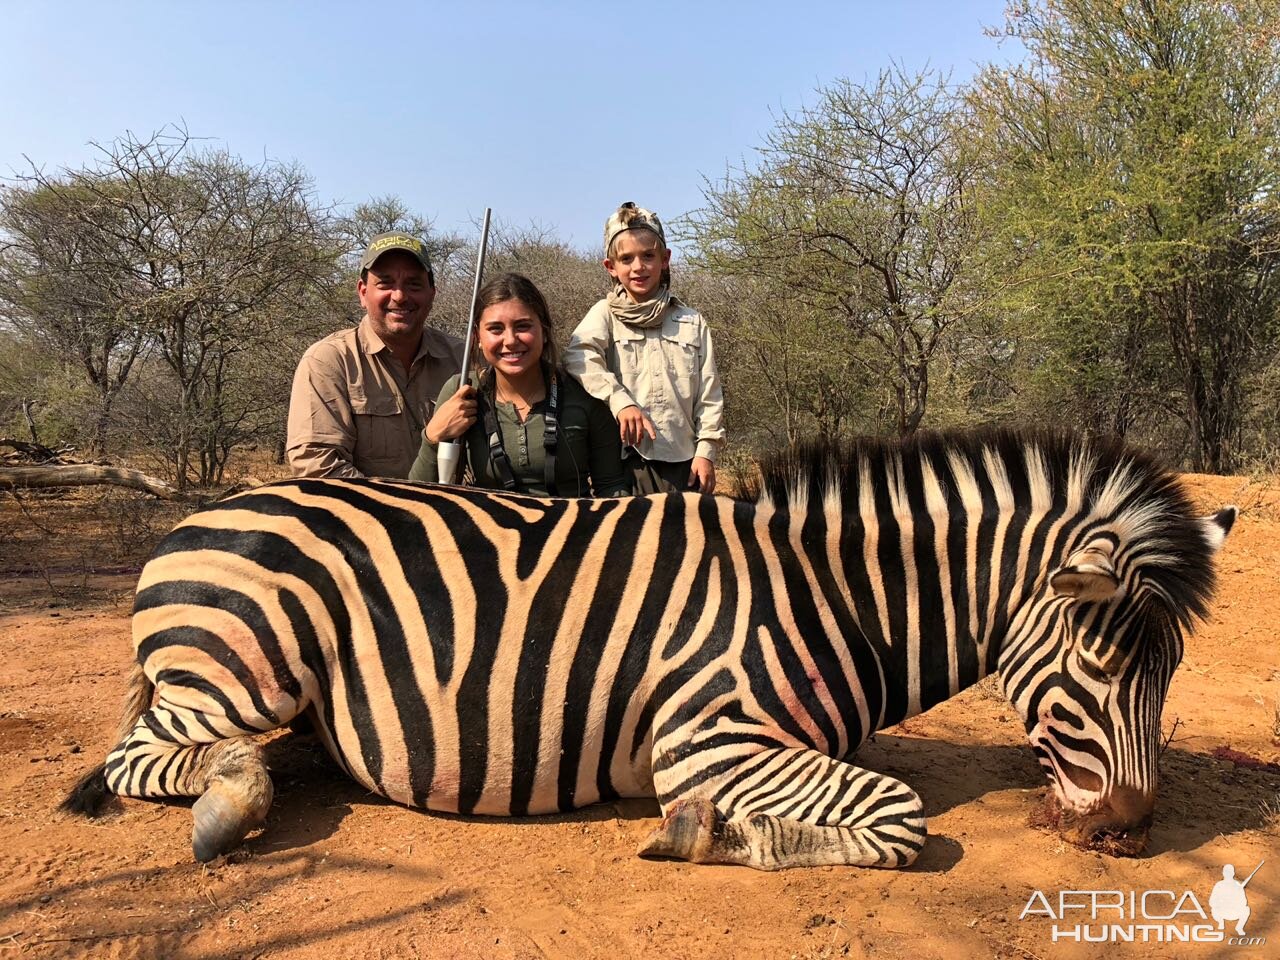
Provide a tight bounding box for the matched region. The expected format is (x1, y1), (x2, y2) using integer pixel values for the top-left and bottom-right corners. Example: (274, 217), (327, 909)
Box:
(436, 207), (492, 484)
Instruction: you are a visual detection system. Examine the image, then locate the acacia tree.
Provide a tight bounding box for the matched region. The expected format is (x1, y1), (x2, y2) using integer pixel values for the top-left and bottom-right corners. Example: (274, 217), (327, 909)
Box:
(0, 127), (341, 486)
(336, 195), (470, 268)
(0, 180), (153, 454)
(684, 270), (869, 447)
(970, 0), (1280, 470)
(685, 66), (994, 437)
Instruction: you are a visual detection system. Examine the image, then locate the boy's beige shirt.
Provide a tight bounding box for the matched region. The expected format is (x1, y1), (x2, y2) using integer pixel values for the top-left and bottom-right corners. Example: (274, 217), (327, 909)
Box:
(564, 300), (725, 463)
(286, 318), (463, 479)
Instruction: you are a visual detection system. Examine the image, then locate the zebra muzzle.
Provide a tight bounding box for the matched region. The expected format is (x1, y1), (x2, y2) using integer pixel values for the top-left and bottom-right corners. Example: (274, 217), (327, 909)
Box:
(1037, 786), (1154, 857)
(1065, 813), (1152, 857)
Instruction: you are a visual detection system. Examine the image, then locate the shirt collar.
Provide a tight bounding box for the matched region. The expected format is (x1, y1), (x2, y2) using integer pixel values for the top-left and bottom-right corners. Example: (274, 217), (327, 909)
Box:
(356, 316), (391, 355)
(357, 316), (451, 364)
(418, 325), (458, 360)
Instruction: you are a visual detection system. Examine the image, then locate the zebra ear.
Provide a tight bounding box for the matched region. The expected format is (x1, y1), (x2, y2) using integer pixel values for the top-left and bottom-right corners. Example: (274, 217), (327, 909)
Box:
(1051, 546), (1119, 602)
(1051, 566), (1120, 602)
(1201, 506), (1237, 552)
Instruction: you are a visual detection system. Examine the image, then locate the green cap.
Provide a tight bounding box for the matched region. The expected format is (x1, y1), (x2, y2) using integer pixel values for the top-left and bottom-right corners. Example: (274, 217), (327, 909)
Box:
(360, 232), (433, 274)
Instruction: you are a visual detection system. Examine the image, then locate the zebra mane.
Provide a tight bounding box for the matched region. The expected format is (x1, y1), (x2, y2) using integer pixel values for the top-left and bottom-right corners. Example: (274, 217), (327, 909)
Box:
(738, 427), (1219, 628)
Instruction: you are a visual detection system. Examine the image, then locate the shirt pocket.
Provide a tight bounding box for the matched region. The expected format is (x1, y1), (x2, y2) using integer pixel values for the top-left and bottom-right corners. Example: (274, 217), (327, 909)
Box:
(612, 327), (648, 383)
(660, 322), (700, 387)
(350, 391), (403, 462)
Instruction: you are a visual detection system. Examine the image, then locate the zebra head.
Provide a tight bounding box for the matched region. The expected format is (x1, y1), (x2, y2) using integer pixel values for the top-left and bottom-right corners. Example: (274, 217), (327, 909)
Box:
(1000, 504), (1236, 853)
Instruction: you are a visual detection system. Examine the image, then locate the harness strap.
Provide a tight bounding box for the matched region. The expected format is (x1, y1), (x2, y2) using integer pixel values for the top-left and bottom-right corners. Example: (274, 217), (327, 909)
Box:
(478, 386), (519, 491)
(477, 367), (561, 495)
(542, 372), (560, 497)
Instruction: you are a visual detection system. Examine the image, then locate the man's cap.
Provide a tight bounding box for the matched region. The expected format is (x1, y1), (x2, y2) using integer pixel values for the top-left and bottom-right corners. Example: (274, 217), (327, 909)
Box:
(604, 202), (665, 256)
(360, 232), (433, 274)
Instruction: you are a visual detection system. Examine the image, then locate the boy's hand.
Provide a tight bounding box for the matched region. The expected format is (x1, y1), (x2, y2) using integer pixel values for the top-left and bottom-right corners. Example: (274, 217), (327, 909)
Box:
(617, 405), (657, 447)
(426, 384), (478, 443)
(689, 457), (716, 494)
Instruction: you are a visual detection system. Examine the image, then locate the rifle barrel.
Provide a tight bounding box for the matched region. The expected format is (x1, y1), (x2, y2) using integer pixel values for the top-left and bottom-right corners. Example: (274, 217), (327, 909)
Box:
(436, 207), (492, 484)
(458, 208), (493, 387)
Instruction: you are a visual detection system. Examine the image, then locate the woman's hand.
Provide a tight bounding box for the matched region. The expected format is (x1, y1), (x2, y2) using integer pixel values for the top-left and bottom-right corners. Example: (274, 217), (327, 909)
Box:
(617, 404), (657, 447)
(426, 384), (478, 443)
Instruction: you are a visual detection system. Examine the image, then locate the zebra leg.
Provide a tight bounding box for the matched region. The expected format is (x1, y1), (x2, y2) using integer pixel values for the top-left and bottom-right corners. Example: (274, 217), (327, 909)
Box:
(105, 701), (274, 862)
(639, 748), (925, 870)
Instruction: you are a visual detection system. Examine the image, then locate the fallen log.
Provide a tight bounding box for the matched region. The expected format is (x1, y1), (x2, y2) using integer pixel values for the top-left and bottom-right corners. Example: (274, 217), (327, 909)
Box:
(0, 464), (197, 501)
(0, 437), (61, 461)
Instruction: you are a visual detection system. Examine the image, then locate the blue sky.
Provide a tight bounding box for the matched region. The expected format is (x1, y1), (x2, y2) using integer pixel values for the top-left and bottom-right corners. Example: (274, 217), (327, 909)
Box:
(2, 1), (1015, 253)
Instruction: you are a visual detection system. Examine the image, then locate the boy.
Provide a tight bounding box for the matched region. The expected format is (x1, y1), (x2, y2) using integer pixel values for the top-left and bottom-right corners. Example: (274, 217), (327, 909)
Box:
(563, 202), (725, 494)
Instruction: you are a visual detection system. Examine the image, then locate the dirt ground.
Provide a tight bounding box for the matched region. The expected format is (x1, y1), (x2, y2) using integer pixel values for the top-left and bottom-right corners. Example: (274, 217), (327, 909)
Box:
(0, 473), (1277, 960)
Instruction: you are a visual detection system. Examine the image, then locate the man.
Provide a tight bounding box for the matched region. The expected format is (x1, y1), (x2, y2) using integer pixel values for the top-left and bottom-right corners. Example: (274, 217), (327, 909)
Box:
(287, 232), (464, 478)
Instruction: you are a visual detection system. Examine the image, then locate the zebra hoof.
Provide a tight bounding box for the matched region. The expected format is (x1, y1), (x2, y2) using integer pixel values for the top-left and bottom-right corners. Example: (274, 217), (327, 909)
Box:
(191, 780), (271, 862)
(638, 798), (719, 862)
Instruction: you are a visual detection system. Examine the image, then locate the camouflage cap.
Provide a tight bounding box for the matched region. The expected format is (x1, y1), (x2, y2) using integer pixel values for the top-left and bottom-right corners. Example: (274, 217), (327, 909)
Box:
(604, 202), (665, 256)
(359, 232), (433, 274)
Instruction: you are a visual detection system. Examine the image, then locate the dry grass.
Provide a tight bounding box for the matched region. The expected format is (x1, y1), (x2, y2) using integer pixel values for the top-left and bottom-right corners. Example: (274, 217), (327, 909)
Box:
(1, 486), (197, 607)
(1229, 473), (1280, 522)
(1258, 794), (1280, 832)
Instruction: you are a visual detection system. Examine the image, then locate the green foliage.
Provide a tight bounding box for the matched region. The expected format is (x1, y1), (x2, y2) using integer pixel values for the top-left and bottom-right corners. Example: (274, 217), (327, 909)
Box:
(684, 65), (999, 442)
(969, 0), (1280, 469)
(0, 128), (445, 486)
(0, 330), (99, 447)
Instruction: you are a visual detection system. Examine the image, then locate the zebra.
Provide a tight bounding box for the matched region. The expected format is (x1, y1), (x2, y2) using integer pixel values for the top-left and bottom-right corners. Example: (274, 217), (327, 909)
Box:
(62, 428), (1235, 870)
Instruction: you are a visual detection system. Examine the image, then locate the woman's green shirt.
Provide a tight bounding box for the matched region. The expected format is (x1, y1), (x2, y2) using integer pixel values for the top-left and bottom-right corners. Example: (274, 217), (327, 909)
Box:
(408, 372), (630, 497)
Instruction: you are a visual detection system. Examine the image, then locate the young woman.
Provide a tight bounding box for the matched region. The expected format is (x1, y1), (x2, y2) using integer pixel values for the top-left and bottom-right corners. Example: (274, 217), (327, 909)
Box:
(409, 273), (629, 497)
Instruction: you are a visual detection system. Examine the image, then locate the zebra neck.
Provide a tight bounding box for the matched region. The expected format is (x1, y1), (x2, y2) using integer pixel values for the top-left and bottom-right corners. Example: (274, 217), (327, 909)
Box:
(786, 503), (1078, 731)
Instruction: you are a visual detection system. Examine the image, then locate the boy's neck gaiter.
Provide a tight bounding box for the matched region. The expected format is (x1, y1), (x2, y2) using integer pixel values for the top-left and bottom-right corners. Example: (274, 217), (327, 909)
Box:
(606, 282), (676, 329)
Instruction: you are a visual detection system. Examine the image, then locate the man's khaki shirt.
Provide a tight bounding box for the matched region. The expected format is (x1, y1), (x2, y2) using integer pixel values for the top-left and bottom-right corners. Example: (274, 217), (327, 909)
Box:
(287, 318), (463, 479)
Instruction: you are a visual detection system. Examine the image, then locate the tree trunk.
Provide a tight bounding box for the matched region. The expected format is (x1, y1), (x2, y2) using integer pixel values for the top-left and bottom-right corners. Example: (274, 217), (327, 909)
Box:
(0, 464), (198, 501)
(92, 394), (116, 457)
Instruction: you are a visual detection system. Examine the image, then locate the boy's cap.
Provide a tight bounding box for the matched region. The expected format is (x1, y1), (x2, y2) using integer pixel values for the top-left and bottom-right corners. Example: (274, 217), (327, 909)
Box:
(360, 232), (433, 274)
(604, 202), (665, 255)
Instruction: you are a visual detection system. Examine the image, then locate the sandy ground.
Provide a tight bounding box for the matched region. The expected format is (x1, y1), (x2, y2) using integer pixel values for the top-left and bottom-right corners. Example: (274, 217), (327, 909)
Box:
(0, 473), (1277, 960)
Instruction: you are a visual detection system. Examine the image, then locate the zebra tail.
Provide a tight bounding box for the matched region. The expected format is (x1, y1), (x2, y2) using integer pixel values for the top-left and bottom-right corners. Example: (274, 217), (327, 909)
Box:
(59, 764), (109, 817)
(59, 664), (154, 818)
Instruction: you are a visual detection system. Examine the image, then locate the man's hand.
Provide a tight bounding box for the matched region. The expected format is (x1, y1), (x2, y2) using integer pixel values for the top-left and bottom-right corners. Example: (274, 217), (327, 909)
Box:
(689, 457), (716, 493)
(618, 404), (657, 447)
(426, 384), (478, 443)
